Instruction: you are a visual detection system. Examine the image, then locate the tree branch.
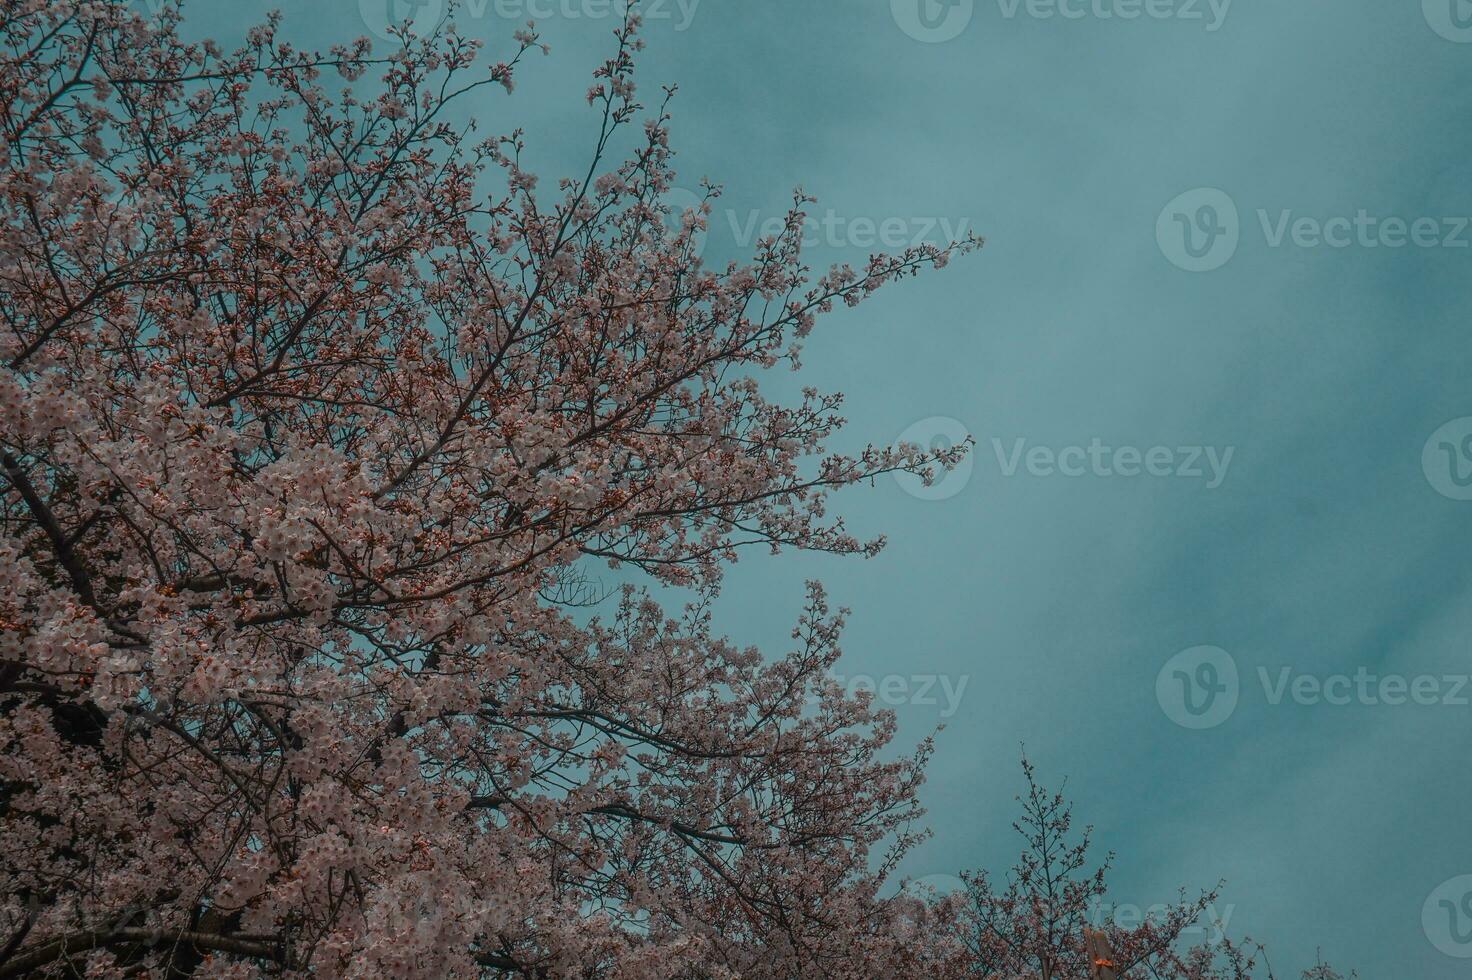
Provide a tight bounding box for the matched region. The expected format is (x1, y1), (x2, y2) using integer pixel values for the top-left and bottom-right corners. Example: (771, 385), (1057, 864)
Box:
(0, 927), (282, 977)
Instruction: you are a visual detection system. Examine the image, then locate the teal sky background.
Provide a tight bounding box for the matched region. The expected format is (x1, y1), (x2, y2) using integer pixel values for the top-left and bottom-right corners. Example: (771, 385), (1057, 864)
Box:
(160, 0), (1472, 974)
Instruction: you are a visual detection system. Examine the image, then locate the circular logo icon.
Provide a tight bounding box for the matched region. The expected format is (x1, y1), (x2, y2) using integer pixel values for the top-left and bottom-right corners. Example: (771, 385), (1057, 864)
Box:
(1422, 418), (1472, 500)
(1156, 188), (1240, 273)
(891, 0), (975, 43)
(1424, 875), (1472, 957)
(1156, 646), (1239, 730)
(358, 0), (445, 43)
(891, 873), (967, 942)
(128, 0), (172, 27)
(893, 417), (974, 501)
(1424, 0), (1472, 42)
(662, 187), (710, 260)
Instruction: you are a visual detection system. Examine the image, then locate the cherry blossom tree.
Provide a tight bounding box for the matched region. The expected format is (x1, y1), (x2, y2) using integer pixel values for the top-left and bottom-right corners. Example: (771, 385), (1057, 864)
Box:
(947, 758), (1352, 980)
(0, 0), (982, 976)
(0, 3), (1356, 978)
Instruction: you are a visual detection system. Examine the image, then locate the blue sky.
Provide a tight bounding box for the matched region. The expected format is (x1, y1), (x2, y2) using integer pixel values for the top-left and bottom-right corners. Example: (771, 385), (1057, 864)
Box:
(163, 0), (1472, 974)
